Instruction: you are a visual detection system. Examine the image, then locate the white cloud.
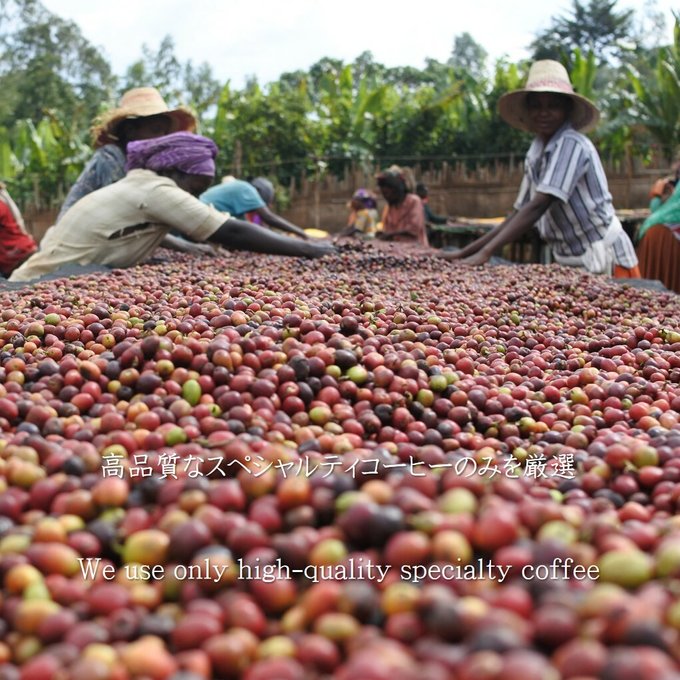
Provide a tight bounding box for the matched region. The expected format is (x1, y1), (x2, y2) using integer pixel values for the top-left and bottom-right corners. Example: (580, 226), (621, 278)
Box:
(40, 0), (678, 88)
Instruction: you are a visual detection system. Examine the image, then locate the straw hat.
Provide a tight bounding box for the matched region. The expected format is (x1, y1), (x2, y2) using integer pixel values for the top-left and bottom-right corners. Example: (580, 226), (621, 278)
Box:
(92, 87), (197, 147)
(498, 60), (600, 133)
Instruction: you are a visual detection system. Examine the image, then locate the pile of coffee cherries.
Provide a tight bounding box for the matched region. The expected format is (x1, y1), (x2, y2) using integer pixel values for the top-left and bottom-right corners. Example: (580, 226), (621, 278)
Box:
(1, 242), (679, 679)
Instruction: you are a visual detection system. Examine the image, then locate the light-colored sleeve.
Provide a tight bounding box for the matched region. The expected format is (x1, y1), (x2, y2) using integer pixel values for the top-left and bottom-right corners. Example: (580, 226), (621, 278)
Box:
(145, 183), (230, 241)
(536, 136), (587, 202)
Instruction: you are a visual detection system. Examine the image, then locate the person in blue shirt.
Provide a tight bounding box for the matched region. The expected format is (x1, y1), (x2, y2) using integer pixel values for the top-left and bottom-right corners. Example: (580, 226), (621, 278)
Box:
(201, 177), (308, 239)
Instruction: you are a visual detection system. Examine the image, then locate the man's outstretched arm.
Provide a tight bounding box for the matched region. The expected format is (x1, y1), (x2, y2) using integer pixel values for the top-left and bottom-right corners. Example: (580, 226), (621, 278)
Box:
(209, 218), (334, 258)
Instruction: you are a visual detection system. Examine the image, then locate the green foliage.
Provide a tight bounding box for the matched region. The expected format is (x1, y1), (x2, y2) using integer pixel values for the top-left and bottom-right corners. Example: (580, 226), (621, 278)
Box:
(0, 0), (114, 128)
(569, 49), (598, 100)
(121, 35), (221, 127)
(627, 14), (680, 162)
(531, 0), (634, 66)
(449, 32), (488, 80)
(0, 112), (90, 208)
(211, 78), (316, 184)
(0, 0), (678, 212)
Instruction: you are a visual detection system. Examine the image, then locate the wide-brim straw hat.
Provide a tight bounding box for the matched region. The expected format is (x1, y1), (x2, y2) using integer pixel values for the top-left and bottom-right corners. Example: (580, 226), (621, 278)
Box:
(498, 60), (600, 133)
(92, 87), (197, 147)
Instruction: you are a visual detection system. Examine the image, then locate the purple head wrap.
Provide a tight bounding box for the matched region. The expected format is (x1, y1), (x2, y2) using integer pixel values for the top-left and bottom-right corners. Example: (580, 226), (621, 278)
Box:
(125, 131), (218, 176)
(352, 188), (377, 209)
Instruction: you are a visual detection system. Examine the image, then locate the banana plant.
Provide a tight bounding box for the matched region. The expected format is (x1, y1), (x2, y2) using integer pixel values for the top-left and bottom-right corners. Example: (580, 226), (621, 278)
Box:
(569, 48), (598, 101)
(627, 15), (680, 163)
(1, 111), (90, 208)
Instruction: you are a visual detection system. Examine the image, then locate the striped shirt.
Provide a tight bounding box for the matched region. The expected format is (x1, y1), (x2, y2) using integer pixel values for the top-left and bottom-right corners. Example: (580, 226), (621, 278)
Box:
(514, 123), (638, 268)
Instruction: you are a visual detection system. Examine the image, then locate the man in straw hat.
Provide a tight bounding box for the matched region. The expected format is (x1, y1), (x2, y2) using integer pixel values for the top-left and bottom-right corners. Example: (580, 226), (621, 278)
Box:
(442, 60), (640, 277)
(57, 87), (197, 221)
(54, 87), (217, 256)
(10, 132), (334, 282)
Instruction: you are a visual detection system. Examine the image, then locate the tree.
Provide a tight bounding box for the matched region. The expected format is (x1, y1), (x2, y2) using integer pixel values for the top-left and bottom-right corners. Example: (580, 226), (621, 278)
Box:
(0, 0), (114, 128)
(627, 15), (680, 163)
(530, 0), (634, 66)
(122, 35), (221, 128)
(449, 32), (488, 80)
(122, 36), (182, 103)
(210, 78), (317, 185)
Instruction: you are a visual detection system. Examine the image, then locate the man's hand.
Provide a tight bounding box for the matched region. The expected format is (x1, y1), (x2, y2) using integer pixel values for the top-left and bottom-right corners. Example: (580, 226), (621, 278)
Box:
(182, 241), (218, 257)
(303, 240), (336, 258)
(461, 250), (491, 266)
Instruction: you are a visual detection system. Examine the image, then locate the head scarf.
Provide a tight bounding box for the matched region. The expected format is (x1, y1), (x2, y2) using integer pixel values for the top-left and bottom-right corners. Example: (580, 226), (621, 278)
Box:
(125, 131), (217, 176)
(352, 188), (377, 209)
(250, 177), (275, 205)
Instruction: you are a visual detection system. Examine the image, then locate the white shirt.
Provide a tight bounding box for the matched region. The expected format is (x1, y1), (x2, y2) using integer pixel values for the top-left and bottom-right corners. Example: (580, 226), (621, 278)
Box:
(11, 170), (228, 281)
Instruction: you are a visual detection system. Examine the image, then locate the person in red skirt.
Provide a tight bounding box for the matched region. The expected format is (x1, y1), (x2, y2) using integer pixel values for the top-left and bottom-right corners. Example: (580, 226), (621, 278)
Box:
(637, 177), (680, 292)
(0, 183), (37, 278)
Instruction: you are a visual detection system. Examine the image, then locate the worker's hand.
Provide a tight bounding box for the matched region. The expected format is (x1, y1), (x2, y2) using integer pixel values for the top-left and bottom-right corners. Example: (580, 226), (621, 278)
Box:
(303, 240), (336, 258)
(461, 250), (491, 266)
(183, 241), (219, 257)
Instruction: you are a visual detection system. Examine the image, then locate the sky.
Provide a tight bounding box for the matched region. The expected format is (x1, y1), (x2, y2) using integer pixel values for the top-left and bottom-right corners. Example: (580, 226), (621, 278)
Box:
(40, 0), (678, 89)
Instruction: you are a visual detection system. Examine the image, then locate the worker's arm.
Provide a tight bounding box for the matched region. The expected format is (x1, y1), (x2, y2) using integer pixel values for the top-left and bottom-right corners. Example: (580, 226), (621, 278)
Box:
(209, 218), (333, 258)
(439, 213), (516, 260)
(255, 206), (309, 239)
(460, 192), (555, 265)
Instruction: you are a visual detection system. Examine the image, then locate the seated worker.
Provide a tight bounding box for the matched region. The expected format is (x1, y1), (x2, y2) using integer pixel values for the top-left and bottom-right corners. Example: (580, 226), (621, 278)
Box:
(636, 185), (680, 292)
(56, 87), (210, 256)
(648, 162), (680, 213)
(0, 182), (37, 278)
(442, 60), (639, 278)
(9, 133), (333, 282)
(200, 176), (308, 239)
(415, 183), (453, 226)
(337, 188), (379, 239)
(376, 166), (428, 246)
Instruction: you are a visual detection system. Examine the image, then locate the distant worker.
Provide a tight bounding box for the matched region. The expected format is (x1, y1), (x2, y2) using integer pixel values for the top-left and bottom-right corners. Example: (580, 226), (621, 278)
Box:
(338, 188), (379, 239)
(636, 181), (680, 292)
(441, 60), (639, 278)
(375, 166), (428, 246)
(415, 183), (454, 227)
(648, 162), (680, 213)
(200, 177), (308, 239)
(0, 182), (37, 278)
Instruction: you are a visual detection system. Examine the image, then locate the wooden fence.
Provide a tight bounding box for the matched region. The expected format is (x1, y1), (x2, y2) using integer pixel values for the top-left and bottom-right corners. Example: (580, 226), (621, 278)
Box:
(280, 156), (669, 233)
(22, 155), (670, 243)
